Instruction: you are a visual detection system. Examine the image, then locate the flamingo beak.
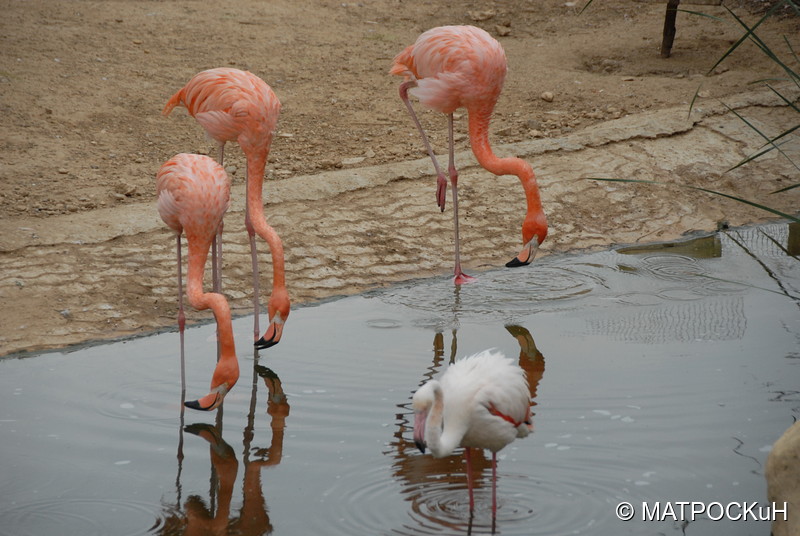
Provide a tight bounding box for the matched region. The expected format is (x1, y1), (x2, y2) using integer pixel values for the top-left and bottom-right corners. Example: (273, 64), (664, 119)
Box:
(413, 410), (427, 453)
(255, 313), (284, 349)
(505, 236), (540, 268)
(185, 384), (230, 411)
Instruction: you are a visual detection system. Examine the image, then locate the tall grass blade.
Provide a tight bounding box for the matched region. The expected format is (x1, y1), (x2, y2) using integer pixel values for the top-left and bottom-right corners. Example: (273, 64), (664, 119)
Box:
(579, 0), (595, 15)
(721, 103), (799, 173)
(707, 1), (790, 75)
(772, 183), (800, 194)
(688, 84), (703, 119)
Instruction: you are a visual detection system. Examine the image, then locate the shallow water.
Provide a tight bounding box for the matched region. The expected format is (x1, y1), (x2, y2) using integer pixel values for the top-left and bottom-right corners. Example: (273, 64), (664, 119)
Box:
(1, 223), (798, 536)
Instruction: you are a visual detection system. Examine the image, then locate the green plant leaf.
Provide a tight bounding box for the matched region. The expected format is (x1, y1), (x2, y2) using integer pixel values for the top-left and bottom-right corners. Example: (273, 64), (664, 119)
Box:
(688, 84), (703, 119)
(679, 9), (726, 22)
(579, 0), (595, 15)
(772, 183), (800, 194)
(720, 103), (800, 174)
(707, 1), (791, 75)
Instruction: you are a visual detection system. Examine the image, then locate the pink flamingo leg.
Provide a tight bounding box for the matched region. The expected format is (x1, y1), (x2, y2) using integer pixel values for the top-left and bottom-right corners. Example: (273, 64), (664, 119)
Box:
(176, 234), (186, 400)
(213, 141), (226, 295)
(447, 113), (476, 285)
(210, 142), (225, 353)
(492, 451), (498, 518)
(210, 227), (224, 361)
(399, 81), (448, 211)
(245, 207), (261, 341)
(211, 223), (224, 294)
(464, 446), (475, 513)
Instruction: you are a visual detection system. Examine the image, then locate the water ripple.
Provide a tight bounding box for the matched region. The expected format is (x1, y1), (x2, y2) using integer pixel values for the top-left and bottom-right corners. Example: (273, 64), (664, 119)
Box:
(374, 262), (608, 321)
(95, 378), (179, 428)
(0, 498), (157, 536)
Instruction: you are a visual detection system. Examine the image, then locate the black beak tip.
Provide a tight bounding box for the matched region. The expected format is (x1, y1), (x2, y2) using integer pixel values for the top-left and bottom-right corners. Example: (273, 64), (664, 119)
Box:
(184, 423), (210, 435)
(505, 257), (531, 268)
(255, 336), (279, 350)
(184, 399), (210, 411)
(415, 440), (426, 454)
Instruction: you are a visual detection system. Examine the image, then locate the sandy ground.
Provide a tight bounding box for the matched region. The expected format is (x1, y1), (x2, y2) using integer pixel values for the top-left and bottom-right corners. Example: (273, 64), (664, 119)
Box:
(1, 0), (798, 357)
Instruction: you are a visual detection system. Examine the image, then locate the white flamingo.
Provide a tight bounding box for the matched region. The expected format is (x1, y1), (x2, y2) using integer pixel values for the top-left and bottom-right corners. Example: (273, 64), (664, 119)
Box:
(412, 349), (532, 517)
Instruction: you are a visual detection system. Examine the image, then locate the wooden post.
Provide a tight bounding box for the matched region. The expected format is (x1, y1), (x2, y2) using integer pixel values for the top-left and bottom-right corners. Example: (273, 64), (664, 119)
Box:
(661, 0), (680, 58)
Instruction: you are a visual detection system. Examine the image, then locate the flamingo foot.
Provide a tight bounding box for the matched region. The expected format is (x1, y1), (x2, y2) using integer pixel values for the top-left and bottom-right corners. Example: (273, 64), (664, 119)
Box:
(255, 320), (284, 350)
(505, 239), (540, 268)
(184, 385), (229, 411)
(454, 271), (477, 285)
(436, 174), (447, 212)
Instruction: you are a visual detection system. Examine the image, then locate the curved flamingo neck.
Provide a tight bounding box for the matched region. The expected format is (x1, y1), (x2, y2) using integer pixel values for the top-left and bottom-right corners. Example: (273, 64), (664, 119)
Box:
(185, 240), (237, 362)
(468, 105), (545, 232)
(245, 153), (286, 290)
(424, 381), (463, 458)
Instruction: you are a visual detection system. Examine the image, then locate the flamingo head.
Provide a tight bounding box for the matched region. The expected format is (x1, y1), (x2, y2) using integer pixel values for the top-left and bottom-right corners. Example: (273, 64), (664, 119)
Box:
(185, 350), (239, 411)
(185, 383), (231, 412)
(256, 289), (291, 350)
(507, 210), (548, 268)
(411, 381), (438, 453)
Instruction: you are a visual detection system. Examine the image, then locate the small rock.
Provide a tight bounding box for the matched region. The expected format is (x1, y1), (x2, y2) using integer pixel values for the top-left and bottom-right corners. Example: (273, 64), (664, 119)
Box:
(364, 148), (376, 158)
(540, 91), (554, 102)
(115, 182), (137, 196)
(341, 156), (366, 166)
(468, 9), (495, 21)
(495, 125), (515, 137)
(59, 309), (72, 320)
(57, 168), (69, 175)
(132, 39), (142, 45)
(495, 25), (511, 37)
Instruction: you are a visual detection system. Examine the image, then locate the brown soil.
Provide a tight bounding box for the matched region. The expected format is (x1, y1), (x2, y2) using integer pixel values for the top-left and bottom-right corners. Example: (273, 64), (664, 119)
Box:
(1, 0), (798, 357)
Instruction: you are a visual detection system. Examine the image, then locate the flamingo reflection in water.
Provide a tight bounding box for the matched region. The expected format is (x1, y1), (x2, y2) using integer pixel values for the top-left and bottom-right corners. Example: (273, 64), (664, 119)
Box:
(156, 360), (290, 535)
(389, 325), (545, 531)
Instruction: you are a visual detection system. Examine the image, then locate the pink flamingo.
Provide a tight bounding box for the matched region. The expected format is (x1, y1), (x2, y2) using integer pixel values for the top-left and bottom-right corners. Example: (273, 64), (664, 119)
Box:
(163, 68), (290, 350)
(391, 25), (548, 284)
(157, 153), (239, 411)
(412, 349), (532, 517)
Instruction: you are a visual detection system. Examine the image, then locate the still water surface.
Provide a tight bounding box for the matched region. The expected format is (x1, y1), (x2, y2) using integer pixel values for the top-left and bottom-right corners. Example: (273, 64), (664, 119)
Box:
(1, 223), (798, 535)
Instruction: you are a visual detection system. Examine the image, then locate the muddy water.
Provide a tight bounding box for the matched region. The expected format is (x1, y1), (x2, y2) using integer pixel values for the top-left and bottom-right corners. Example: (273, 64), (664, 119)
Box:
(1, 223), (798, 536)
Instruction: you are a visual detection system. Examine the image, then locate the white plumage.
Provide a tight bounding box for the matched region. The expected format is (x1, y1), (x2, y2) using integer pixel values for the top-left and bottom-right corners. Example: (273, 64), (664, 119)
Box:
(411, 349), (532, 516)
